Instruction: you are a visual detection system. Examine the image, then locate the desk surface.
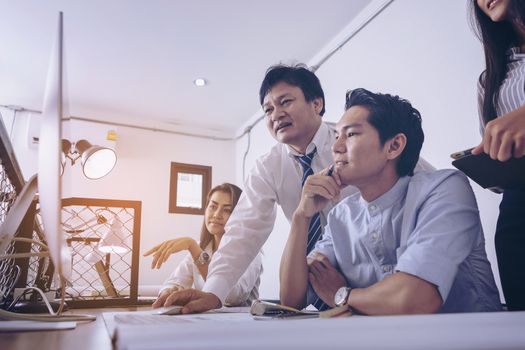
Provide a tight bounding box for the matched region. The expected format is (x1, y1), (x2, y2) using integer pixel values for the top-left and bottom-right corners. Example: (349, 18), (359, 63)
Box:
(0, 306), (142, 350)
(2, 308), (525, 350)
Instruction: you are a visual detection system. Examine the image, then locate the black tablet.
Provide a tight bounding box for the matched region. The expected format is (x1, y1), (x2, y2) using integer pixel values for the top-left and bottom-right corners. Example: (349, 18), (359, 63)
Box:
(451, 148), (525, 192)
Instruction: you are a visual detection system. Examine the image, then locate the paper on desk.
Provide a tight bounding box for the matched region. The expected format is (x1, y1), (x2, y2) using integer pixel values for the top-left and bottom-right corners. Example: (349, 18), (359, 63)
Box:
(0, 320), (76, 332)
(103, 306), (251, 338)
(112, 311), (525, 350)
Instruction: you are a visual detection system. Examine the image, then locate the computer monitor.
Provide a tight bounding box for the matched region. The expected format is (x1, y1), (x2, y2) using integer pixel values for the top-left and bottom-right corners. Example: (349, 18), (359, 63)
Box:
(38, 11), (72, 281)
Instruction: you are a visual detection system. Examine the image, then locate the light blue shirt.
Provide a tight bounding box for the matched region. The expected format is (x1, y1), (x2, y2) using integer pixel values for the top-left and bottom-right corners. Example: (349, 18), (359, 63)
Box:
(309, 169), (501, 312)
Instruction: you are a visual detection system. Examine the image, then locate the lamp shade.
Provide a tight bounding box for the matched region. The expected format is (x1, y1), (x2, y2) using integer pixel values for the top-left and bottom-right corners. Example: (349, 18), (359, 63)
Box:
(85, 248), (105, 264)
(75, 139), (117, 180)
(98, 218), (129, 254)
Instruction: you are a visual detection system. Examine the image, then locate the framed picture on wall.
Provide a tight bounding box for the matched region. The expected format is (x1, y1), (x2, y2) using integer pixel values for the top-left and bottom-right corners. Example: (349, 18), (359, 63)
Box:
(169, 162), (211, 215)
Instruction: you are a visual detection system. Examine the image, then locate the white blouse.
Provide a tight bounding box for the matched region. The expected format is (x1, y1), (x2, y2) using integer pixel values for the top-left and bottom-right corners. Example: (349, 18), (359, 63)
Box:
(160, 242), (263, 306)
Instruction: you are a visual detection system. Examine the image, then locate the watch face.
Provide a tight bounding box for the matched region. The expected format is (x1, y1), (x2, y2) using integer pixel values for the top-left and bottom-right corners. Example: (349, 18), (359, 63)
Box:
(335, 287), (349, 306)
(196, 251), (211, 265)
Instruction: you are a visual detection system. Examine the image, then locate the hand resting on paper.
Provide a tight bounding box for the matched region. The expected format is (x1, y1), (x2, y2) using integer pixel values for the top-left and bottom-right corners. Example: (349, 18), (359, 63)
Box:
(152, 286), (182, 308)
(160, 288), (222, 314)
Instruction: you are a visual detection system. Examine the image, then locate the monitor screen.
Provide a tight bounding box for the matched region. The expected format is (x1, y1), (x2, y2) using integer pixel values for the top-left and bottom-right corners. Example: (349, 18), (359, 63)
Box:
(38, 11), (71, 280)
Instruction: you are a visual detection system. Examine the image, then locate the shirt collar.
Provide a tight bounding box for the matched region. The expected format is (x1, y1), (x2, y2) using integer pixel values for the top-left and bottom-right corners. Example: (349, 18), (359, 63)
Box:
(359, 176), (411, 211)
(286, 122), (331, 158)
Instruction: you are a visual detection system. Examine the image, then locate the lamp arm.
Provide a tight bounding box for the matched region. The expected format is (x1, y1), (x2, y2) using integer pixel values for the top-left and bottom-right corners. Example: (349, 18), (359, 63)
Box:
(65, 151), (81, 166)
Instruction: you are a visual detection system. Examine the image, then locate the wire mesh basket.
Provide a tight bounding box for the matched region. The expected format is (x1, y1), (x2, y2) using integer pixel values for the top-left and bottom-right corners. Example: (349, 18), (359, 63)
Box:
(54, 198), (142, 308)
(0, 157), (23, 309)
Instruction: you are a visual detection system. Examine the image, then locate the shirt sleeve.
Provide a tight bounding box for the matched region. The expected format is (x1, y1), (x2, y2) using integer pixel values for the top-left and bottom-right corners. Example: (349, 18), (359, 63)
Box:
(395, 171), (481, 302)
(203, 157), (278, 303)
(159, 253), (194, 294)
(224, 252), (263, 306)
(477, 71), (486, 134)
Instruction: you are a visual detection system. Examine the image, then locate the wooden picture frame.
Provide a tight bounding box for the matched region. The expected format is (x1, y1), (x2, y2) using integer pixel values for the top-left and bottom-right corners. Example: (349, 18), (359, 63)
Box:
(169, 162), (212, 215)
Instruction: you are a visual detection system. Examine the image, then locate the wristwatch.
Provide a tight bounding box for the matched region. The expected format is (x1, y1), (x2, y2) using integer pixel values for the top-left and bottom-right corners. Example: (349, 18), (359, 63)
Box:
(195, 251), (210, 265)
(334, 286), (352, 307)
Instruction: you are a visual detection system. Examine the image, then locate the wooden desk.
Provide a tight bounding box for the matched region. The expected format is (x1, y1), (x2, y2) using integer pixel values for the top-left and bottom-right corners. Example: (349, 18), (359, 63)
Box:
(0, 307), (143, 350)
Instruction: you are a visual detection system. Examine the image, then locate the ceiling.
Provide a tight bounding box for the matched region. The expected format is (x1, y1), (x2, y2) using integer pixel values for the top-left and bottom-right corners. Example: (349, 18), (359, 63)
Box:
(0, 0), (371, 138)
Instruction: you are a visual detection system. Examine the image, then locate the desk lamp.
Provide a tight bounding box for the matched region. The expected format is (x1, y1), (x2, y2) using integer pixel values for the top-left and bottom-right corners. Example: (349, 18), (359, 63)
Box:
(61, 139), (117, 179)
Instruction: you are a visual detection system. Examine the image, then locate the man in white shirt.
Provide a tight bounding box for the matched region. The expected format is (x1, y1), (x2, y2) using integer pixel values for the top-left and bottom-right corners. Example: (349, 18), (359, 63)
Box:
(162, 64), (355, 312)
(280, 88), (500, 314)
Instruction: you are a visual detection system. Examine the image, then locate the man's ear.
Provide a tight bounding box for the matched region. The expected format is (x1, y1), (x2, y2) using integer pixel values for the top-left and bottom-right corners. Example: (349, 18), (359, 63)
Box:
(312, 97), (323, 115)
(386, 133), (407, 160)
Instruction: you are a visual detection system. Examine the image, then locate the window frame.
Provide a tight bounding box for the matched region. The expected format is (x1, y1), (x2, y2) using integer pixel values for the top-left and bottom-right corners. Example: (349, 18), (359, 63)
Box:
(168, 162), (212, 215)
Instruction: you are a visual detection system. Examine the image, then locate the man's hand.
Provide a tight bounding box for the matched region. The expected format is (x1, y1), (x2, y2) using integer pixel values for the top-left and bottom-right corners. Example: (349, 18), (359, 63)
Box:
(308, 252), (346, 307)
(471, 106), (525, 161)
(162, 288), (222, 314)
(143, 238), (199, 269)
(152, 286), (181, 308)
(296, 167), (342, 219)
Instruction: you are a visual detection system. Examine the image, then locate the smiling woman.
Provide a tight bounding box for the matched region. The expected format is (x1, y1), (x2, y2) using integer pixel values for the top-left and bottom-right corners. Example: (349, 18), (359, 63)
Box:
(143, 183), (263, 307)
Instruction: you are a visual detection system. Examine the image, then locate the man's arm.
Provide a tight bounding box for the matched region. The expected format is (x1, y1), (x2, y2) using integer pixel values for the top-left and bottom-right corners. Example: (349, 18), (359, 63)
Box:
(280, 169), (341, 309)
(203, 159), (278, 302)
(347, 272), (442, 315)
(224, 252), (263, 306)
(279, 212), (311, 309)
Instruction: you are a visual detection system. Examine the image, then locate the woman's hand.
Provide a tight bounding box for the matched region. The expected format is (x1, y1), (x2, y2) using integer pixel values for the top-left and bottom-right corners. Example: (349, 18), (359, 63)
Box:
(144, 238), (199, 269)
(472, 105), (525, 161)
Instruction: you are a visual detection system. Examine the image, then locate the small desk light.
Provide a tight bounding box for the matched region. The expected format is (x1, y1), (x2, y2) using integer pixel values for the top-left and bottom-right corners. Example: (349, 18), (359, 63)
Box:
(98, 218), (129, 254)
(85, 244), (118, 297)
(61, 139), (117, 179)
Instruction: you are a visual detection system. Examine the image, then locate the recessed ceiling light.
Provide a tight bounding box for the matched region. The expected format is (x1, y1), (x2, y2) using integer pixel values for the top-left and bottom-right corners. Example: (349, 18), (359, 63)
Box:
(193, 78), (207, 87)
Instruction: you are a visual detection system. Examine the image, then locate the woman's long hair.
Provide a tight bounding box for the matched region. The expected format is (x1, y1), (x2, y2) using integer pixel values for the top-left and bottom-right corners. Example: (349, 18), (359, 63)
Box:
(198, 183), (242, 251)
(469, 0), (525, 124)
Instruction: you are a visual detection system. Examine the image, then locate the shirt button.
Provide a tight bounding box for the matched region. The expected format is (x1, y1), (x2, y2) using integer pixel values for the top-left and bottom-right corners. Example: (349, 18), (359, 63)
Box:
(382, 265), (391, 273)
(371, 232), (379, 241)
(369, 204), (377, 211)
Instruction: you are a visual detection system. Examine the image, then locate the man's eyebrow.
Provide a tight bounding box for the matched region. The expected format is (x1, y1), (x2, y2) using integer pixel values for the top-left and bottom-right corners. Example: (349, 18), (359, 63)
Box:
(263, 93), (294, 106)
(335, 123), (363, 133)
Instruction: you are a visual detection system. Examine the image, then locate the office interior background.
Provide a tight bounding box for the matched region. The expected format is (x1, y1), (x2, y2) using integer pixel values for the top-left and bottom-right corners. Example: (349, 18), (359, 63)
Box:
(0, 0), (502, 302)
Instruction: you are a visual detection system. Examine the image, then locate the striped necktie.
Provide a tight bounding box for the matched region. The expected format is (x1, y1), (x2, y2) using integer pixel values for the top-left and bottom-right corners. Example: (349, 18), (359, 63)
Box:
(296, 148), (329, 311)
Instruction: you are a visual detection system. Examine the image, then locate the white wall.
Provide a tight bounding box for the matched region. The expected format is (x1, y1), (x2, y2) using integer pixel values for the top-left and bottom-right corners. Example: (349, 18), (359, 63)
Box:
(1, 108), (237, 294)
(236, 0), (503, 301)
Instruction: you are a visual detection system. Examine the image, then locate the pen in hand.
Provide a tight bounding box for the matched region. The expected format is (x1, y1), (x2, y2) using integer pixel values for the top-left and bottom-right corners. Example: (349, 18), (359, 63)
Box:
(326, 164), (334, 177)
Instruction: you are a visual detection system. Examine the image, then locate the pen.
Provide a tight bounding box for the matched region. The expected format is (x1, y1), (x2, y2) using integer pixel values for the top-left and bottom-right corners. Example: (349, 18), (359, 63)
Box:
(450, 148), (474, 160)
(326, 164), (334, 177)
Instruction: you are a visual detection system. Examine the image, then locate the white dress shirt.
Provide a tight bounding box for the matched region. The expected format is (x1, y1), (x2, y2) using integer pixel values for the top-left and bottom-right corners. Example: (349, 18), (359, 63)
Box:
(160, 243), (263, 306)
(203, 122), (434, 303)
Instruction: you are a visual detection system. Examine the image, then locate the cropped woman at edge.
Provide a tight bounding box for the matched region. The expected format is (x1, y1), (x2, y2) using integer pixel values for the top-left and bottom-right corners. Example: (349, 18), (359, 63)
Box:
(470, 0), (525, 310)
(144, 183), (263, 307)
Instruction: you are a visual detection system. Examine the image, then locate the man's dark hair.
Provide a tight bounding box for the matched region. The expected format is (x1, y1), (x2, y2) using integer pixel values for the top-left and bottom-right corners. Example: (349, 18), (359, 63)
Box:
(259, 64), (325, 116)
(345, 88), (424, 177)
